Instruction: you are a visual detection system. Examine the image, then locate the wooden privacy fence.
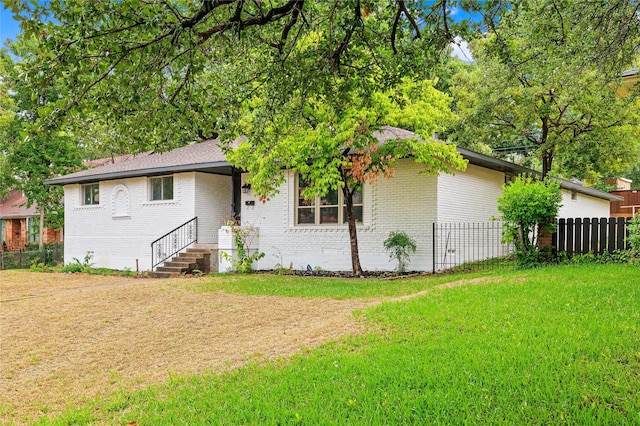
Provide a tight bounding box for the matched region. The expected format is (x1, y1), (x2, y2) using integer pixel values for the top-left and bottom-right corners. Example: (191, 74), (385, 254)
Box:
(553, 217), (631, 256)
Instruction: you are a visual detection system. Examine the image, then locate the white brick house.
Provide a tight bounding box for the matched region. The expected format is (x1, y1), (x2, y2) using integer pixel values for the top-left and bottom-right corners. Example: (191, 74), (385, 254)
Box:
(46, 127), (620, 272)
(47, 141), (235, 271)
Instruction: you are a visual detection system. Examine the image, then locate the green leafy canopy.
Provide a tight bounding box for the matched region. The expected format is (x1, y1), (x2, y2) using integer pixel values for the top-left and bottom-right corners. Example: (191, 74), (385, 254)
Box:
(449, 1), (640, 182)
(226, 78), (467, 201)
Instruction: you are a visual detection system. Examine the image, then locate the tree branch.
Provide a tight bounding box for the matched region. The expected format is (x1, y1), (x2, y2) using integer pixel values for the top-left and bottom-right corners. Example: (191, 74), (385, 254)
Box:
(168, 63), (192, 104)
(398, 0), (422, 41)
(440, 0), (454, 42)
(181, 0), (235, 29)
(390, 6), (401, 54)
(197, 0), (302, 43)
(330, 0), (362, 69)
(277, 0), (304, 54)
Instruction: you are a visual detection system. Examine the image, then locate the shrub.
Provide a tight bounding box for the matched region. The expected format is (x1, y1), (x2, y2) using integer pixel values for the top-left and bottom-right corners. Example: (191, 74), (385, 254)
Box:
(383, 231), (417, 273)
(221, 225), (265, 273)
(61, 251), (94, 273)
(627, 216), (640, 255)
(497, 176), (562, 267)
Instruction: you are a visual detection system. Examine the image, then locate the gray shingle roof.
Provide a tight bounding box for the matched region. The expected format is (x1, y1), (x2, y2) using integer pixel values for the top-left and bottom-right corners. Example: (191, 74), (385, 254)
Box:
(44, 127), (620, 201)
(46, 139), (238, 185)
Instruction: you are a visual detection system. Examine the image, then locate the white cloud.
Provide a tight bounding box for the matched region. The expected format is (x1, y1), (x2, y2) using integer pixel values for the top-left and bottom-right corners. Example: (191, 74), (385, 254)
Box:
(448, 6), (462, 17)
(450, 36), (474, 62)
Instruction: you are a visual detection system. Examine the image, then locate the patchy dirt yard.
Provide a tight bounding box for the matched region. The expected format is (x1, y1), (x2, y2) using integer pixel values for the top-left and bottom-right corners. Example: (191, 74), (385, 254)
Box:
(0, 271), (377, 424)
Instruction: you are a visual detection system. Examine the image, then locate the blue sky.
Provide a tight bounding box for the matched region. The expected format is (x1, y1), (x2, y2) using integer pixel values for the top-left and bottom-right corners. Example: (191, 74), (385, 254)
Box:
(0, 6), (21, 47)
(0, 3), (476, 59)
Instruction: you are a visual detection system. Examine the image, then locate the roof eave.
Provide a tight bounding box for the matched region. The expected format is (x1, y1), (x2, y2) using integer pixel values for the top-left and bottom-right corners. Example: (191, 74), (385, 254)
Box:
(457, 146), (621, 201)
(556, 179), (624, 201)
(45, 161), (233, 185)
(457, 147), (532, 175)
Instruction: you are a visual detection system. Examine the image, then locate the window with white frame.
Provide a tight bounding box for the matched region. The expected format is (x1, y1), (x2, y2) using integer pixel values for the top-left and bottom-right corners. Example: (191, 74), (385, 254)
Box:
(82, 183), (100, 205)
(150, 176), (173, 201)
(1, 219), (5, 244)
(296, 176), (363, 225)
(27, 217), (40, 243)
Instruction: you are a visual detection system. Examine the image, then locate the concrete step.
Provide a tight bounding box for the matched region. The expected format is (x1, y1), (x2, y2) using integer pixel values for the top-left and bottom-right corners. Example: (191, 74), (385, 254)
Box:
(185, 248), (211, 255)
(162, 261), (198, 269)
(155, 266), (185, 273)
(172, 255), (200, 263)
(152, 245), (213, 276)
(149, 270), (181, 278)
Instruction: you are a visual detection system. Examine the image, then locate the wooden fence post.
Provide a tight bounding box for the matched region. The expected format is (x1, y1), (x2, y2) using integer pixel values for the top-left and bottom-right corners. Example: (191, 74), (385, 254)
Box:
(557, 218), (566, 253)
(607, 218), (616, 253)
(582, 218), (591, 254)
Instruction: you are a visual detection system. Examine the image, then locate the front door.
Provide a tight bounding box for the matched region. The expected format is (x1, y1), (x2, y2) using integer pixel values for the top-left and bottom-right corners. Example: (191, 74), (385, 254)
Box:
(232, 168), (242, 221)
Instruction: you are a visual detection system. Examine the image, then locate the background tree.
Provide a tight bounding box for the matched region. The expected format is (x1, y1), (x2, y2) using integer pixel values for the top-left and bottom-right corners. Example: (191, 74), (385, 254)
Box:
(449, 1), (640, 183)
(0, 50), (18, 198)
(0, 48), (83, 248)
(3, 0), (482, 273)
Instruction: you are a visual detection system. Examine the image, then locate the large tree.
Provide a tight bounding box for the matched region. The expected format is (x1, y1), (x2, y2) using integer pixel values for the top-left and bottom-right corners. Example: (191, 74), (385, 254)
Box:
(449, 0), (640, 182)
(2, 0), (484, 150)
(227, 78), (467, 274)
(0, 48), (83, 247)
(3, 0), (482, 272)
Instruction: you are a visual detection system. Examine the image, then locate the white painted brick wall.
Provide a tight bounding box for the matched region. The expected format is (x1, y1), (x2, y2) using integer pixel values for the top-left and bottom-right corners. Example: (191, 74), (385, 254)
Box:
(558, 190), (611, 218)
(434, 165), (508, 269)
(194, 172), (233, 243)
(241, 160), (439, 272)
(63, 162), (613, 273)
(436, 165), (505, 222)
(64, 172), (231, 271)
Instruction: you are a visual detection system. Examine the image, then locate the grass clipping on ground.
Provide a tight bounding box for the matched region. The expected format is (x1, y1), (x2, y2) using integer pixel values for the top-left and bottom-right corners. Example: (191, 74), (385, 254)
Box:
(0, 272), (375, 424)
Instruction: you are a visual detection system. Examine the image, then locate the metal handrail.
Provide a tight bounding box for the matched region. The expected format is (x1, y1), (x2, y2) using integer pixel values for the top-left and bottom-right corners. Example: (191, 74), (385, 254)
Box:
(151, 217), (198, 270)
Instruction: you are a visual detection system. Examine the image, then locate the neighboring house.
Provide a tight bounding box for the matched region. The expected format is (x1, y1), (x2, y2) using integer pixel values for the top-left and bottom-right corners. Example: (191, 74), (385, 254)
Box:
(0, 190), (63, 251)
(605, 177), (633, 191)
(617, 67), (639, 97)
(610, 189), (640, 218)
(608, 178), (639, 218)
(45, 127), (620, 272)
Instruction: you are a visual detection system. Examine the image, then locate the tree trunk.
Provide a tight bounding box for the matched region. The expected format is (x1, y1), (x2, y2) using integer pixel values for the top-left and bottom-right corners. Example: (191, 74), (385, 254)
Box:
(518, 225), (527, 252)
(540, 117), (553, 179)
(343, 183), (364, 276)
(541, 153), (553, 180)
(39, 207), (44, 251)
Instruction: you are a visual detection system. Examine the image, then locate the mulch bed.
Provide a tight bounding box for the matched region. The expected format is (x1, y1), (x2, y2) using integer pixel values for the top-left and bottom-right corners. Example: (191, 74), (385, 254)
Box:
(257, 269), (432, 279)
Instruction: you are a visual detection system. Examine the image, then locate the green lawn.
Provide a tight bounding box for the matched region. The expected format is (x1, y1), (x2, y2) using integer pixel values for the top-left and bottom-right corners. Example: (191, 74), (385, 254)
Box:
(180, 270), (495, 299)
(38, 264), (640, 425)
